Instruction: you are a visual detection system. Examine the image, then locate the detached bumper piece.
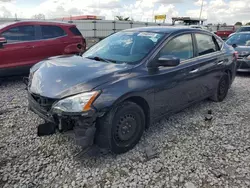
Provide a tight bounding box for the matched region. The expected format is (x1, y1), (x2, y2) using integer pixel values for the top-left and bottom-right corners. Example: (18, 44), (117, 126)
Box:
(28, 92), (97, 150)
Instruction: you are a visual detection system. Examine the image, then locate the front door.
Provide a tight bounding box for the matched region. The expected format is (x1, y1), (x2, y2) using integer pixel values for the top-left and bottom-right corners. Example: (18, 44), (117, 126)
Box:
(0, 25), (40, 69)
(150, 33), (206, 118)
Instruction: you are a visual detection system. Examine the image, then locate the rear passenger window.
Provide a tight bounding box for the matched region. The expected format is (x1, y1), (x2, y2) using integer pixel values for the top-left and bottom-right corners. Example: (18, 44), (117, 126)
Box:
(2, 25), (35, 43)
(195, 34), (218, 56)
(69, 27), (82, 36)
(41, 25), (66, 39)
(159, 34), (194, 61)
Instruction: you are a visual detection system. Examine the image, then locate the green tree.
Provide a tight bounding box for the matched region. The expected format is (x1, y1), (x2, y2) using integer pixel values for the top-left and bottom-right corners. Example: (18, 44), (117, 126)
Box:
(246, 22), (250, 25)
(235, 22), (242, 26)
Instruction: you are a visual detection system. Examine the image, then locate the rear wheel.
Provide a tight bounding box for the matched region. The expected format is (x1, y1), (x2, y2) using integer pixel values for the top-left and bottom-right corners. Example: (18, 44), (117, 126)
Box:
(95, 101), (145, 154)
(210, 73), (230, 102)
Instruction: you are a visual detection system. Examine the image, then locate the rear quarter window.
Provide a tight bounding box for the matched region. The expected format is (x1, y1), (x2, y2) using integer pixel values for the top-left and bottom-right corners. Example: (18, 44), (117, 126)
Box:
(69, 27), (82, 36)
(41, 25), (66, 39)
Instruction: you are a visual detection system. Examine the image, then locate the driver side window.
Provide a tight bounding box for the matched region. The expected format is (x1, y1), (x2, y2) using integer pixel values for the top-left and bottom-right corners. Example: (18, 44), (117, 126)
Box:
(2, 25), (35, 43)
(159, 34), (194, 61)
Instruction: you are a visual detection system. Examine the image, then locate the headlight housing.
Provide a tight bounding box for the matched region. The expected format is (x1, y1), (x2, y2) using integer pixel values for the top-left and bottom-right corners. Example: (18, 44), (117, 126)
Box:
(52, 91), (100, 113)
(247, 55), (250, 60)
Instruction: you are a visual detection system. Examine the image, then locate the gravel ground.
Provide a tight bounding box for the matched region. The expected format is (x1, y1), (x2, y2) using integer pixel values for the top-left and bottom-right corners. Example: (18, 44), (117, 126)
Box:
(1, 75), (250, 188)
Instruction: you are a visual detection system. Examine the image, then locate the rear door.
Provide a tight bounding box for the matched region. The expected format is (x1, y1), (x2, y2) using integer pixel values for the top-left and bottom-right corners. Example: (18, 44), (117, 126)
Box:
(36, 25), (67, 59)
(0, 25), (40, 69)
(193, 32), (225, 95)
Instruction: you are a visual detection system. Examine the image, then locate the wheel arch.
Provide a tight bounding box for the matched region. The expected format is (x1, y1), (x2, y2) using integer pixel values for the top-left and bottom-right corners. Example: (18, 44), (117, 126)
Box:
(123, 96), (151, 128)
(225, 69), (232, 79)
(98, 93), (151, 129)
(225, 69), (232, 84)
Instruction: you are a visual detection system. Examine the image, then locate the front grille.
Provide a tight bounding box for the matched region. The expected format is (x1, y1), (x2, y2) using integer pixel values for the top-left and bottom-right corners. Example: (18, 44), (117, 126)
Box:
(31, 93), (57, 111)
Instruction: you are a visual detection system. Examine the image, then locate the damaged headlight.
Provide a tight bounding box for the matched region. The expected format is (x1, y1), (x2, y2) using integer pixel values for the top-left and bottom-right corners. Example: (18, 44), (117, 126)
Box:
(52, 91), (100, 113)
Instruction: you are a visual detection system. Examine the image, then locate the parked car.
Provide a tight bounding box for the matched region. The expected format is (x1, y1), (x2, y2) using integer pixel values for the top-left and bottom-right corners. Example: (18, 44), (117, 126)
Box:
(0, 21), (86, 77)
(228, 26), (250, 38)
(28, 27), (237, 154)
(215, 25), (236, 40)
(226, 32), (250, 72)
(189, 25), (210, 31)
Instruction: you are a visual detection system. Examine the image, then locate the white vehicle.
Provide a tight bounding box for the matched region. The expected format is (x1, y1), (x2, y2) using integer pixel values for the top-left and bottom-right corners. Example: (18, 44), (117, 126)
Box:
(189, 25), (210, 31)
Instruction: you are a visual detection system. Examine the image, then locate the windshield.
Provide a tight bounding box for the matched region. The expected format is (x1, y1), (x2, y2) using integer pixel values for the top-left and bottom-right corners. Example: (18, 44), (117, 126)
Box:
(237, 27), (250, 32)
(226, 33), (250, 46)
(83, 31), (165, 64)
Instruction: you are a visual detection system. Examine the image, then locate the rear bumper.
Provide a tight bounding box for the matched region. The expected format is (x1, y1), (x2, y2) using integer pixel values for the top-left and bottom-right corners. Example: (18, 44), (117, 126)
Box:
(28, 93), (97, 148)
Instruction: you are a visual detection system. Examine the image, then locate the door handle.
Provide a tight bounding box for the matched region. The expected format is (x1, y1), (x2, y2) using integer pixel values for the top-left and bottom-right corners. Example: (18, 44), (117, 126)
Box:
(189, 69), (199, 74)
(217, 61), (224, 65)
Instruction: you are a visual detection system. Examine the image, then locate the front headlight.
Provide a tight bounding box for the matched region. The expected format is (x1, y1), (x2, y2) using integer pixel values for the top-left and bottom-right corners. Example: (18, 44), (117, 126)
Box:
(247, 55), (250, 60)
(52, 91), (100, 113)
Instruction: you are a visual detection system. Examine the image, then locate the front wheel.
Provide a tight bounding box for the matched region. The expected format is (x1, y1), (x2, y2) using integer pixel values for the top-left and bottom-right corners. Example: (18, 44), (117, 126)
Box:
(210, 73), (230, 102)
(95, 101), (145, 154)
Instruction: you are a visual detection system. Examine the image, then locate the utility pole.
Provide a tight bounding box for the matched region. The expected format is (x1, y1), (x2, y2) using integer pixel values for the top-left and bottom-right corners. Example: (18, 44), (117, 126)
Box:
(199, 0), (204, 25)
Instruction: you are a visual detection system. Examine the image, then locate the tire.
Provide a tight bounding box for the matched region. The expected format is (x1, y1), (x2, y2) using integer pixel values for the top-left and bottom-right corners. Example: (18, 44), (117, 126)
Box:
(210, 73), (230, 102)
(95, 101), (145, 154)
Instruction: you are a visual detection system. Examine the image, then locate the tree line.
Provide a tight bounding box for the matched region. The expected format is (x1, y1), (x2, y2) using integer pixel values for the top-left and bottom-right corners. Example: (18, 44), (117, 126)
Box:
(235, 22), (250, 26)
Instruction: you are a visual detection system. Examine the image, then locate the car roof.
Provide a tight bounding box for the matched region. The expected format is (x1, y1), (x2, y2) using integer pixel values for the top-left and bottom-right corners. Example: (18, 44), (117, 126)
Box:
(0, 20), (74, 27)
(240, 26), (250, 27)
(234, 31), (250, 34)
(123, 26), (206, 34)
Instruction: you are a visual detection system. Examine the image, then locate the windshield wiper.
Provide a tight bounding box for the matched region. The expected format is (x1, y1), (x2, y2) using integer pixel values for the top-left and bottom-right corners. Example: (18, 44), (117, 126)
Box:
(86, 56), (116, 63)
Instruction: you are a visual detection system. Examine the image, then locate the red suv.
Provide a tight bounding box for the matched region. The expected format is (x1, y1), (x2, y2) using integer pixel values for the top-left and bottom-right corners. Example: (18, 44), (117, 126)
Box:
(0, 21), (86, 76)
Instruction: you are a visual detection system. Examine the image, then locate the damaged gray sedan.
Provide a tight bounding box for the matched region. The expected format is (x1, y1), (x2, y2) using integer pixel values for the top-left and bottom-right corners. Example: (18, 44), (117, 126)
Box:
(28, 27), (236, 154)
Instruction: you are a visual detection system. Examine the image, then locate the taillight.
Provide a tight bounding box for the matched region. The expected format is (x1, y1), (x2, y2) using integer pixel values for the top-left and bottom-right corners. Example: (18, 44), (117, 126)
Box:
(82, 38), (86, 50)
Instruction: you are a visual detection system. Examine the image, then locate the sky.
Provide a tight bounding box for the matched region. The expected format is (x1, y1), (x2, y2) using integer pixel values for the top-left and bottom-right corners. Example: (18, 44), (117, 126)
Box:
(0, 0), (249, 24)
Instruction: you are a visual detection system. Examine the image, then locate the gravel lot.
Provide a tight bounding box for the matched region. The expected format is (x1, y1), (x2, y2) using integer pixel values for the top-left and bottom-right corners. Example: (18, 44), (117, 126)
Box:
(1, 75), (250, 188)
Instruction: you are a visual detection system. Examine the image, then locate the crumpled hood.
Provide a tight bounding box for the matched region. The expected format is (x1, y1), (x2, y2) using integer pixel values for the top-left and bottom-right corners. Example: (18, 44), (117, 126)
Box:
(29, 55), (131, 98)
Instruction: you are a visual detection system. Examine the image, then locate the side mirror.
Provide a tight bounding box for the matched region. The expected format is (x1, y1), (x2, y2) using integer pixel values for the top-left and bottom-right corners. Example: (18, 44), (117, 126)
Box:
(0, 37), (7, 48)
(157, 55), (180, 67)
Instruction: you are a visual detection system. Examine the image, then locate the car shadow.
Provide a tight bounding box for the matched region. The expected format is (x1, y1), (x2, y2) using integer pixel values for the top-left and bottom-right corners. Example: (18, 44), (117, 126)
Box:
(0, 75), (27, 87)
(236, 72), (250, 77)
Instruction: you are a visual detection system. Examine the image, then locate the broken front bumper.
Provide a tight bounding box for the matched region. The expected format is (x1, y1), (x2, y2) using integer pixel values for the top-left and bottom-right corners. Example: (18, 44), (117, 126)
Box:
(28, 92), (97, 148)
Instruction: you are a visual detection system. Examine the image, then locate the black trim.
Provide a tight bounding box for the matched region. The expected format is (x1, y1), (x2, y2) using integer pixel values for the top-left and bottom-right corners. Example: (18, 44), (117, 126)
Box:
(191, 33), (198, 57)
